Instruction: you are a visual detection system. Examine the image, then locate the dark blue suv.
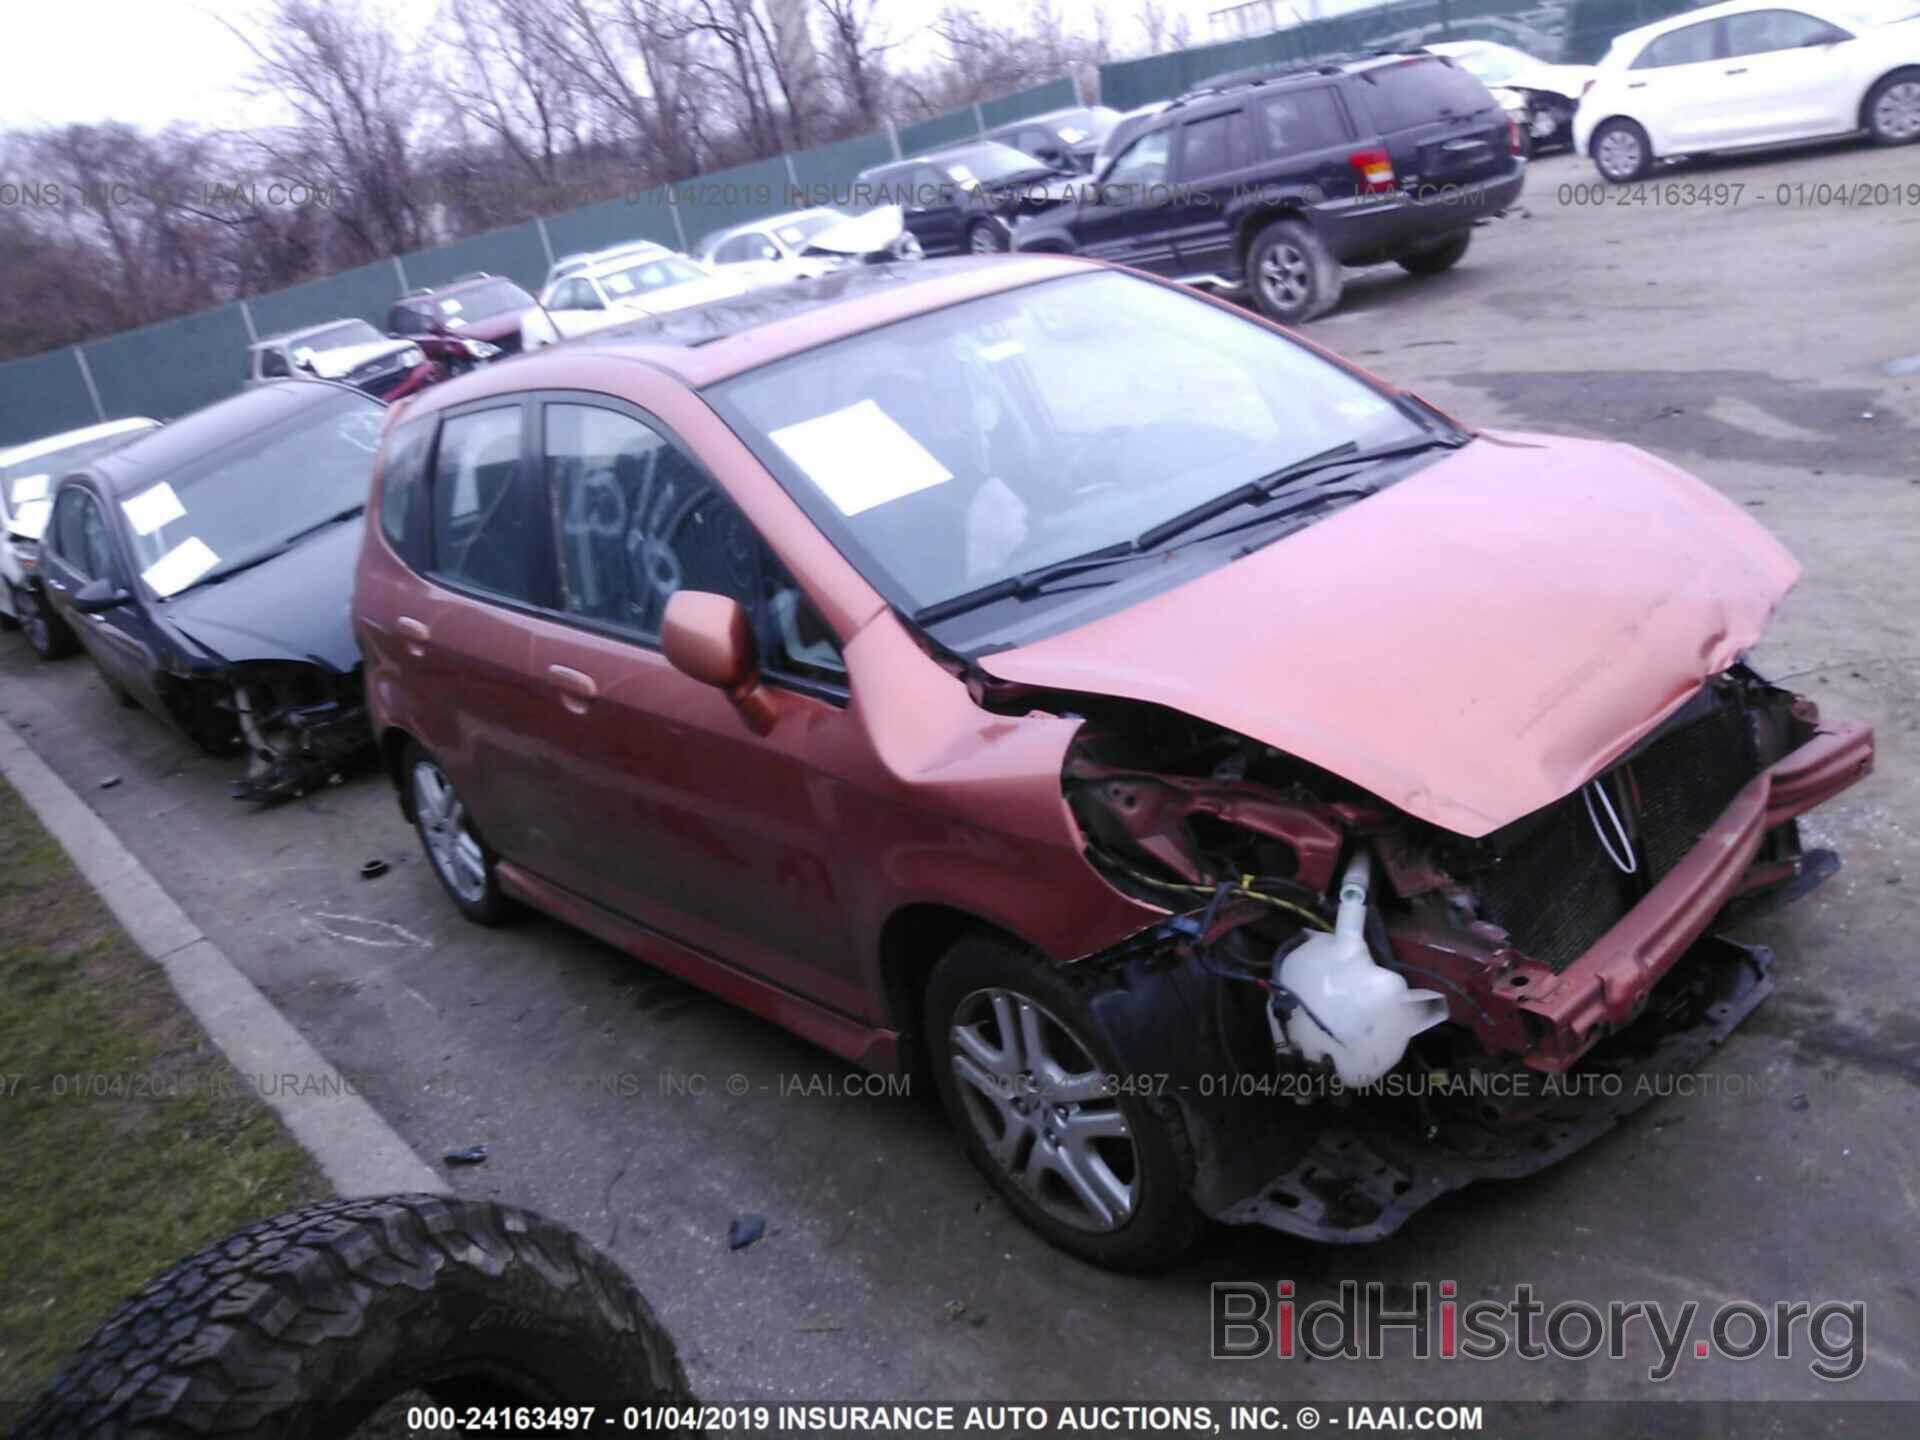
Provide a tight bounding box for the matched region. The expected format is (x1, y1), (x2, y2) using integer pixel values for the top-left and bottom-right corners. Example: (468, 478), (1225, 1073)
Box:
(1013, 54), (1526, 323)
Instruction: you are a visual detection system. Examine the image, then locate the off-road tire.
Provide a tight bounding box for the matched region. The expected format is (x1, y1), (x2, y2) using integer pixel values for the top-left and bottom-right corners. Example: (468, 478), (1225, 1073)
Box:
(1245, 217), (1343, 324)
(14, 1194), (696, 1439)
(1397, 230), (1472, 276)
(924, 935), (1203, 1271)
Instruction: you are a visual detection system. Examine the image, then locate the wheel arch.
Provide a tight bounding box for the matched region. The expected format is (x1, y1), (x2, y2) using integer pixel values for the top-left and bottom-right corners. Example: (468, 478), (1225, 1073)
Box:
(380, 724), (417, 818)
(876, 902), (1031, 1073)
(1235, 202), (1311, 264)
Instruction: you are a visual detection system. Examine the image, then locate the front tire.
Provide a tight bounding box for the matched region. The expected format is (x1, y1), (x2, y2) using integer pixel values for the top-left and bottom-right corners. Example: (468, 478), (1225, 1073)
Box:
(1591, 117), (1653, 182)
(968, 219), (1009, 254)
(1246, 217), (1343, 324)
(14, 1194), (696, 1440)
(1864, 70), (1920, 145)
(405, 741), (512, 924)
(924, 935), (1202, 1271)
(1397, 230), (1472, 276)
(14, 582), (77, 659)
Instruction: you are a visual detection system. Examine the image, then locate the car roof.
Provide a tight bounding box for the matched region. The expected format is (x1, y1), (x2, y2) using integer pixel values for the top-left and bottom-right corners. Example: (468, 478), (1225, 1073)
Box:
(400, 254), (1092, 406)
(0, 416), (160, 469)
(558, 239), (672, 269)
(575, 247), (696, 280)
(78, 381), (377, 497)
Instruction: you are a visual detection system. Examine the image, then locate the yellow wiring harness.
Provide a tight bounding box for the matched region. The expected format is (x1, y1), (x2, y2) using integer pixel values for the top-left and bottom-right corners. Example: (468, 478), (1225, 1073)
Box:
(1093, 849), (1334, 933)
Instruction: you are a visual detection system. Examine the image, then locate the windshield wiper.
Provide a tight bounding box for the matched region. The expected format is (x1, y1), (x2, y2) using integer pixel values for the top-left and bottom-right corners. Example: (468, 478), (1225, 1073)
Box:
(912, 437), (1466, 628)
(1134, 434), (1465, 552)
(186, 506), (365, 592)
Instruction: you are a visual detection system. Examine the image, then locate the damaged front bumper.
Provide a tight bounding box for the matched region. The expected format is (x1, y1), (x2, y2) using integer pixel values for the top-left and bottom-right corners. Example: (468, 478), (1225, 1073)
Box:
(160, 659), (371, 802)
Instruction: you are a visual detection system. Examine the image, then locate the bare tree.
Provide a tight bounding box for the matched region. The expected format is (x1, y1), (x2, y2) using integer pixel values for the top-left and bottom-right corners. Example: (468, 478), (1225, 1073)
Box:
(816, 0), (892, 129)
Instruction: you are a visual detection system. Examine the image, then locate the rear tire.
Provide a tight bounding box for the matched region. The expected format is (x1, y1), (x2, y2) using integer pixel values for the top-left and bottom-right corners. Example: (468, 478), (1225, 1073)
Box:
(923, 935), (1202, 1271)
(14, 1194), (696, 1440)
(405, 740), (512, 925)
(1245, 217), (1343, 324)
(1591, 118), (1652, 182)
(1863, 69), (1920, 145)
(1397, 230), (1472, 276)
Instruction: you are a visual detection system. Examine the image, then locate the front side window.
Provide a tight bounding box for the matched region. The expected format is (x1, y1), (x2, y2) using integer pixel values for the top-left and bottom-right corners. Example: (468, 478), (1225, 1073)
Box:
(50, 488), (95, 574)
(1177, 112), (1247, 179)
(259, 348), (291, 379)
(430, 406), (549, 604)
(377, 415), (435, 568)
(543, 402), (845, 686)
(1104, 128), (1172, 189)
(709, 270), (1427, 639)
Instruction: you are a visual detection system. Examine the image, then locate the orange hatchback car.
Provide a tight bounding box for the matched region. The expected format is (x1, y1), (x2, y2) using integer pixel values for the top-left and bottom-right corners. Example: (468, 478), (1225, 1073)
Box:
(354, 255), (1869, 1268)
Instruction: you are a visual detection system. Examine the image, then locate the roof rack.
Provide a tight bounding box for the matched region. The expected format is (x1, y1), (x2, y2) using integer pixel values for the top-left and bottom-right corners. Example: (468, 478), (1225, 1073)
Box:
(401, 285), (435, 298)
(451, 271), (492, 282)
(1167, 54), (1361, 109)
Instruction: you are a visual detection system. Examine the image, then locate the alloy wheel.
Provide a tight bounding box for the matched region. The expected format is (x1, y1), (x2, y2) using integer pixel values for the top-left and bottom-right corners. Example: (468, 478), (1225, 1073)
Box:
(1595, 127), (1643, 180)
(1875, 81), (1920, 141)
(948, 987), (1138, 1232)
(969, 223), (1003, 254)
(1258, 243), (1311, 313)
(412, 758), (487, 905)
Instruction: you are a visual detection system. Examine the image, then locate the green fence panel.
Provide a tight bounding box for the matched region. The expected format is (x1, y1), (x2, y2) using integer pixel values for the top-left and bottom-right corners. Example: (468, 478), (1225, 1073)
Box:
(673, 158), (795, 252)
(80, 304), (253, 423)
(788, 132), (897, 206)
(247, 257), (404, 338)
(0, 349), (100, 447)
(400, 223), (549, 293)
(979, 79), (1079, 129)
(899, 109), (982, 157)
(542, 189), (685, 261)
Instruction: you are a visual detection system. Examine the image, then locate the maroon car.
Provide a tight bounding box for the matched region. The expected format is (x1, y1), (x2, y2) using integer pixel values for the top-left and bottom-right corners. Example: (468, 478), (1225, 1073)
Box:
(386, 273), (537, 370)
(353, 256), (1871, 1269)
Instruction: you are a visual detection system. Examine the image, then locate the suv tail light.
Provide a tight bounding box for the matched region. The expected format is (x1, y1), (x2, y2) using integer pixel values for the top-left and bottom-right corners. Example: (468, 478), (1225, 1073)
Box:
(1508, 118), (1524, 155)
(1347, 147), (1397, 195)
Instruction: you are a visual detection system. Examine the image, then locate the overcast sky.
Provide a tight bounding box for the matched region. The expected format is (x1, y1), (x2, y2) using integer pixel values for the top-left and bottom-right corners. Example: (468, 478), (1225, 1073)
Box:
(2, 0), (1234, 133)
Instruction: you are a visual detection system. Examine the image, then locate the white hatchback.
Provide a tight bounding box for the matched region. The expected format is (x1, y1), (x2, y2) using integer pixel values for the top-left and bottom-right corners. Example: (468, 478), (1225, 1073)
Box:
(1575, 0), (1920, 180)
(521, 250), (749, 350)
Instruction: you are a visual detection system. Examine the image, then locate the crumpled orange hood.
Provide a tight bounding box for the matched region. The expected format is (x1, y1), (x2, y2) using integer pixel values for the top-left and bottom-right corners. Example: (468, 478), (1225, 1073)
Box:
(980, 430), (1799, 837)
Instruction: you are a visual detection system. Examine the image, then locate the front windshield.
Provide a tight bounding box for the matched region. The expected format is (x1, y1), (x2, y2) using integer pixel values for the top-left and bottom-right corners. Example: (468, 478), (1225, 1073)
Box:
(1446, 45), (1524, 83)
(601, 256), (707, 297)
(940, 143), (1055, 185)
(710, 270), (1425, 617)
(2, 426), (155, 530)
(121, 389), (384, 597)
(436, 279), (533, 322)
(298, 320), (383, 351)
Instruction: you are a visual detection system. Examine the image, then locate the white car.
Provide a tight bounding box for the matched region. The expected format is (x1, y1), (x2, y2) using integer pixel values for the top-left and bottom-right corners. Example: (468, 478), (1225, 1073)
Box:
(697, 207), (922, 290)
(246, 320), (432, 399)
(0, 416), (159, 657)
(521, 247), (750, 350)
(543, 239), (670, 290)
(1575, 0), (1920, 181)
(1427, 40), (1599, 150)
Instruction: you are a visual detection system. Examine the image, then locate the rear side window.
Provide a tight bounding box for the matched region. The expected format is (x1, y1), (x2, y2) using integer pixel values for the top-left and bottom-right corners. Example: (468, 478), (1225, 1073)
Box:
(1724, 9), (1835, 55)
(430, 406), (552, 605)
(1249, 88), (1351, 156)
(377, 416), (434, 569)
(1633, 21), (1721, 67)
(1355, 59), (1496, 131)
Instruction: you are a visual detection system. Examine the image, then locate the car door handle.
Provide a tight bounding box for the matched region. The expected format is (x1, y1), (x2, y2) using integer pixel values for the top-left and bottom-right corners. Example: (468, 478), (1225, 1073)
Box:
(1725, 67), (1748, 75)
(396, 615), (430, 657)
(1627, 81), (1647, 89)
(547, 664), (598, 713)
